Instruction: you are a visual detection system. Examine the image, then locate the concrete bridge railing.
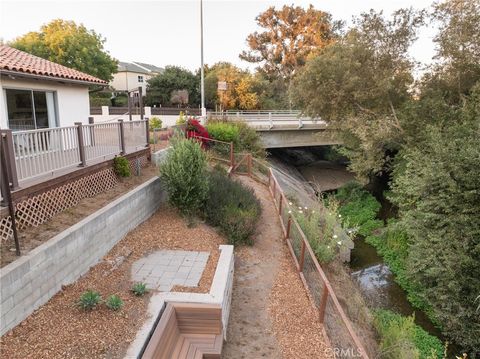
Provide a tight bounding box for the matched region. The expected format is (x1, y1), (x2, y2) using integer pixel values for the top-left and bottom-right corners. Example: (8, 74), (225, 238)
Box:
(207, 110), (327, 130)
(207, 111), (340, 148)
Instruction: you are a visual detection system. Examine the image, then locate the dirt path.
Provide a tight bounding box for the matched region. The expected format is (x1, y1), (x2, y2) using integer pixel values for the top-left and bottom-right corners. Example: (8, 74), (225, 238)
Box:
(222, 176), (283, 358)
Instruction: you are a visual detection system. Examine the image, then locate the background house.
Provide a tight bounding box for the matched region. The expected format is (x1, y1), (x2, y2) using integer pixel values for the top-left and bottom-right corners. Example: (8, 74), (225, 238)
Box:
(0, 45), (107, 130)
(110, 61), (163, 94)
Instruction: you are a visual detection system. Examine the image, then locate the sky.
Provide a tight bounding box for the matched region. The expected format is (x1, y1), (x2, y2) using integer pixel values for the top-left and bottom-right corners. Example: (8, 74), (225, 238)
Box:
(0, 0), (438, 72)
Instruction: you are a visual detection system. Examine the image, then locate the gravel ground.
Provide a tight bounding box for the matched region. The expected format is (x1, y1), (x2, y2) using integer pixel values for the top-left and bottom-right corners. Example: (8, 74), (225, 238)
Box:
(222, 176), (332, 359)
(0, 207), (223, 359)
(269, 248), (333, 359)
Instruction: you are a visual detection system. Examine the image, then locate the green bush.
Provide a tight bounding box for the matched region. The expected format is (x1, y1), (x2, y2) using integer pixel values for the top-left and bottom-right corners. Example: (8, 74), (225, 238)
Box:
(113, 156), (131, 177)
(203, 170), (261, 245)
(366, 222), (432, 316)
(149, 116), (162, 130)
(131, 282), (148, 296)
(374, 309), (443, 359)
(206, 122), (240, 143)
(358, 218), (384, 237)
(78, 290), (101, 311)
(160, 136), (208, 217)
(105, 295), (124, 311)
(206, 120), (265, 157)
(176, 111), (186, 125)
(336, 181), (381, 229)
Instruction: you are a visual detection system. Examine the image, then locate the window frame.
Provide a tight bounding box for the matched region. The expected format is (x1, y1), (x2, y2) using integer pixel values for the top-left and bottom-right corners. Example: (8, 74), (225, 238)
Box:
(4, 87), (59, 130)
(137, 75), (144, 83)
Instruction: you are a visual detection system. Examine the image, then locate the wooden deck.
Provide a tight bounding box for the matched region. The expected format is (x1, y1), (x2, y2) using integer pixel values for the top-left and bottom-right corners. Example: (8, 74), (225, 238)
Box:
(142, 302), (223, 359)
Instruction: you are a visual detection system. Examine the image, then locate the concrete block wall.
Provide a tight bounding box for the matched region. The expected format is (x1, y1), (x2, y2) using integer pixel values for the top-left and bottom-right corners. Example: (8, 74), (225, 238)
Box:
(0, 177), (166, 336)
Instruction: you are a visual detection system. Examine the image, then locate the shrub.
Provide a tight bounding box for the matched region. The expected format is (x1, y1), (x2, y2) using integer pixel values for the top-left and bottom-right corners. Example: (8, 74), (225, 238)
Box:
(203, 170), (261, 245)
(358, 218), (384, 237)
(176, 111), (186, 125)
(105, 295), (124, 311)
(206, 122), (240, 143)
(149, 116), (162, 130)
(374, 309), (443, 359)
(186, 118), (210, 147)
(113, 156), (131, 177)
(78, 290), (101, 311)
(131, 282), (148, 296)
(160, 136), (208, 217)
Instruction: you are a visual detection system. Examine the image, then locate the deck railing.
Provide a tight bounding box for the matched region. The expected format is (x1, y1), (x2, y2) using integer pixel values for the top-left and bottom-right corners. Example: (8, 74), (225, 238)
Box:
(0, 119), (149, 188)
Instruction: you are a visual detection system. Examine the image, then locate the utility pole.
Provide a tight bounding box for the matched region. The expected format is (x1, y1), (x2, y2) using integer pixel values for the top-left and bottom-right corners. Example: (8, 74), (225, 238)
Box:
(200, 0), (206, 119)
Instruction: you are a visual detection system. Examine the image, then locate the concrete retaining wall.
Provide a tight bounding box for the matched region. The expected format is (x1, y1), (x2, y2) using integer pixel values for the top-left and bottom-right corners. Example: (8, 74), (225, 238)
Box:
(0, 177), (166, 336)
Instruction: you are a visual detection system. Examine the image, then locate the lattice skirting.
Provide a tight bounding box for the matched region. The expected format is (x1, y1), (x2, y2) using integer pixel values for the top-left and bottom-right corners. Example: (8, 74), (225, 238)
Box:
(0, 155), (148, 242)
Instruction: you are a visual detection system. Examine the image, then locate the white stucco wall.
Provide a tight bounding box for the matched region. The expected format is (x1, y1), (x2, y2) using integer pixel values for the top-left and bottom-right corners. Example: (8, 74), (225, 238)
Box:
(110, 71), (151, 94)
(0, 77), (90, 129)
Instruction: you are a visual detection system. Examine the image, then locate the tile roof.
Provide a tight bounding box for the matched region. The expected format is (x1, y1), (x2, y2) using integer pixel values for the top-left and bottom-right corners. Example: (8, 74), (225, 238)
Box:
(0, 45), (107, 84)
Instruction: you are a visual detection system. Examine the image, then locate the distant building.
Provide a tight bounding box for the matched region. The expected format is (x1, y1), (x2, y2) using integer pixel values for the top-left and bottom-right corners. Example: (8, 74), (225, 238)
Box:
(110, 61), (164, 94)
(0, 45), (107, 130)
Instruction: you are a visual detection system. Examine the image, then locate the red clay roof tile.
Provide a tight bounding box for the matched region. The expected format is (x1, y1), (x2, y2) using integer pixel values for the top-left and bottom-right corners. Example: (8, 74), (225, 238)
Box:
(0, 45), (107, 84)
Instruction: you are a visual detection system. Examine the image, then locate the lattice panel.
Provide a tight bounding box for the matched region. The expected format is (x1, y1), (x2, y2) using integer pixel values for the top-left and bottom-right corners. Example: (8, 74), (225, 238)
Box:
(0, 155), (148, 242)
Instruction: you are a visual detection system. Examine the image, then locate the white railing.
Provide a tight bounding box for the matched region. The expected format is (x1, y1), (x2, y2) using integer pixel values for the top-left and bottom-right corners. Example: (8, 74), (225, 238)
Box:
(82, 122), (121, 162)
(207, 110), (325, 130)
(12, 126), (81, 182)
(1, 119), (148, 186)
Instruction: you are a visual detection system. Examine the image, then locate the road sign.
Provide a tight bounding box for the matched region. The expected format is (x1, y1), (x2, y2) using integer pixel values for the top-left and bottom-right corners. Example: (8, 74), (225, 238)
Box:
(217, 81), (227, 91)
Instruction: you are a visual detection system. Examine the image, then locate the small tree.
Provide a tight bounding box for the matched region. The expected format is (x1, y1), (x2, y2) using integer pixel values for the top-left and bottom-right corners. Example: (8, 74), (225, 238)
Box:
(160, 136), (208, 217)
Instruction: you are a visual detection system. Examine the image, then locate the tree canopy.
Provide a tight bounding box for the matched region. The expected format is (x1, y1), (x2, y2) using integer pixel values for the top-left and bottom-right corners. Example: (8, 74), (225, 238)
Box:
(146, 66), (199, 107)
(10, 19), (118, 82)
(240, 4), (340, 79)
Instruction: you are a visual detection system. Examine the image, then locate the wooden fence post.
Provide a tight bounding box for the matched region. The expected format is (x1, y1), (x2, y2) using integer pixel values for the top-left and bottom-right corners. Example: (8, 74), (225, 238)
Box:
(118, 120), (126, 154)
(299, 240), (306, 272)
(75, 123), (86, 167)
(278, 193), (283, 215)
(88, 117), (95, 147)
(286, 215), (292, 239)
(319, 283), (329, 323)
(145, 117), (150, 147)
(230, 142), (234, 168)
(0, 130), (19, 190)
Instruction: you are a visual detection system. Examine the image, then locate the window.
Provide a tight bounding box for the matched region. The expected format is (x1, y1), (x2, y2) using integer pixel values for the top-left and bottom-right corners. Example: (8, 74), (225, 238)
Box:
(138, 75), (144, 83)
(5, 89), (57, 130)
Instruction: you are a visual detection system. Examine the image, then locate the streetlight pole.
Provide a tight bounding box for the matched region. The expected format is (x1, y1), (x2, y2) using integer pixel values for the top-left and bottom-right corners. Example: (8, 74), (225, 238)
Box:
(200, 0), (206, 119)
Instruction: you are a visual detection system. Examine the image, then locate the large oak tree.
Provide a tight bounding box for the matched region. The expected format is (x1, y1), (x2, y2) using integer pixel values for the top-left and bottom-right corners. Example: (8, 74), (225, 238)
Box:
(240, 5), (340, 79)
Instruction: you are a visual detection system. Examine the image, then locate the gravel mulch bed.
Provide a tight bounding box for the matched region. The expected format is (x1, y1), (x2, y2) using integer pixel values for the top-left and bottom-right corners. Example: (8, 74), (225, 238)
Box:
(269, 247), (334, 359)
(0, 207), (224, 359)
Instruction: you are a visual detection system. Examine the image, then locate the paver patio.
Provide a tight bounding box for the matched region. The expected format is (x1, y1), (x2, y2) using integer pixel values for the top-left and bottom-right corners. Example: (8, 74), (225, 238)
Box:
(131, 250), (209, 291)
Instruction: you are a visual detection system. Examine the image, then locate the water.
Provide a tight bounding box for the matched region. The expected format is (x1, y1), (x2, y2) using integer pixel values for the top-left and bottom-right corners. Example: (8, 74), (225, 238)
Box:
(350, 236), (442, 337)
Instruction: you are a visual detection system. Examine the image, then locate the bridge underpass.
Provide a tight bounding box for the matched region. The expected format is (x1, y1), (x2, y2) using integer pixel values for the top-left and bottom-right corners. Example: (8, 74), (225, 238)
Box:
(207, 110), (341, 148)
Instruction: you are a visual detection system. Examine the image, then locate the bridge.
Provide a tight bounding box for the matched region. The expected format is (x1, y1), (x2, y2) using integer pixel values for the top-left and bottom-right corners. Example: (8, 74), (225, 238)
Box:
(207, 110), (341, 148)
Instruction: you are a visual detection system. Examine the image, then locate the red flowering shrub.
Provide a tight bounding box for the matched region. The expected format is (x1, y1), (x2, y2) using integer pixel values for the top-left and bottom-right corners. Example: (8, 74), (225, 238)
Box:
(186, 117), (210, 147)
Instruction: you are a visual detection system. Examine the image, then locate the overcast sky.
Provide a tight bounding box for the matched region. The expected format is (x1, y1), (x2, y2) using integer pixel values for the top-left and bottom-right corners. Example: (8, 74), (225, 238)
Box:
(0, 0), (437, 72)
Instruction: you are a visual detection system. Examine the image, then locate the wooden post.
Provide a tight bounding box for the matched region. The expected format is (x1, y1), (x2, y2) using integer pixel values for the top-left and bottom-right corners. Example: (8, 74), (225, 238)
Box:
(139, 87), (144, 120)
(286, 215), (292, 239)
(230, 142), (234, 168)
(0, 135), (20, 256)
(145, 117), (150, 147)
(0, 130), (19, 190)
(299, 240), (306, 272)
(75, 122), (86, 166)
(127, 92), (132, 121)
(118, 120), (126, 154)
(278, 193), (283, 214)
(247, 153), (252, 177)
(319, 283), (329, 323)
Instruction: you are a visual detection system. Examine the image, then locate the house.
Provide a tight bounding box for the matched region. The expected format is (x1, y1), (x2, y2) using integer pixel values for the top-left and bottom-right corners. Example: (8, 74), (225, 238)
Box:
(0, 45), (107, 131)
(110, 61), (163, 94)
